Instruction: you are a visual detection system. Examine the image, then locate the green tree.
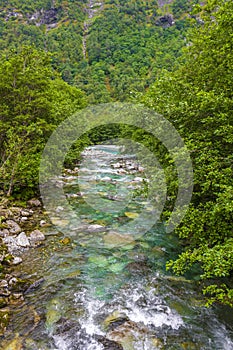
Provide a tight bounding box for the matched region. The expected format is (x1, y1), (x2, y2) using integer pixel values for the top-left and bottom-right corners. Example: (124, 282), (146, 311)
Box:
(142, 0), (233, 306)
(0, 46), (86, 198)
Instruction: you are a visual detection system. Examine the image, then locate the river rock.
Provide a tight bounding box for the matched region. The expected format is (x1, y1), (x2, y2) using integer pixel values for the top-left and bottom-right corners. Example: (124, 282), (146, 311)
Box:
(0, 288), (10, 297)
(133, 177), (143, 182)
(3, 236), (19, 253)
(87, 224), (106, 233)
(94, 335), (124, 350)
(8, 277), (18, 288)
(24, 278), (45, 295)
(28, 199), (41, 207)
(0, 280), (8, 289)
(40, 220), (47, 227)
(106, 320), (159, 350)
(103, 311), (129, 331)
(0, 229), (9, 237)
(101, 176), (112, 182)
(12, 256), (22, 265)
(6, 220), (21, 234)
(21, 210), (33, 216)
(30, 229), (45, 242)
(103, 232), (135, 248)
(16, 232), (30, 247)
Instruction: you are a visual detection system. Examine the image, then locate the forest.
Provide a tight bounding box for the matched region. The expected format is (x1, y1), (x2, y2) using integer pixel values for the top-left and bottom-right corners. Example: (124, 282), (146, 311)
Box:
(0, 0), (232, 316)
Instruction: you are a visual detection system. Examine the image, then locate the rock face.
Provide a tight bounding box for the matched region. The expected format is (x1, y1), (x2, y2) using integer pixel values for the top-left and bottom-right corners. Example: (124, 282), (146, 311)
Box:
(156, 14), (174, 27)
(27, 8), (60, 27)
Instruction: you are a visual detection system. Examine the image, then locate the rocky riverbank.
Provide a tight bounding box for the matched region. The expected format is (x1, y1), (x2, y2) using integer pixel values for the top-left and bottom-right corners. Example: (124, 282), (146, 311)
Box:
(0, 197), (49, 336)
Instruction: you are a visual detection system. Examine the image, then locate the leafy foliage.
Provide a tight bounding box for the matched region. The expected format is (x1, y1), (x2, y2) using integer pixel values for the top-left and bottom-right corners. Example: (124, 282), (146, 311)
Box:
(143, 0), (233, 306)
(0, 46), (86, 198)
(0, 0), (194, 102)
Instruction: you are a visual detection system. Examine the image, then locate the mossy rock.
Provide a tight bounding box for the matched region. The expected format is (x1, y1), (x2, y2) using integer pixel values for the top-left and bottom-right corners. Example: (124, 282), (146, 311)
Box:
(103, 310), (129, 331)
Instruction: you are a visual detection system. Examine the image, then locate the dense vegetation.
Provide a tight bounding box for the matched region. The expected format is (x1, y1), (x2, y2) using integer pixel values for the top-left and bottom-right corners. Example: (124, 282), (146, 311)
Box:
(0, 0), (232, 307)
(0, 46), (86, 198)
(0, 0), (194, 102)
(142, 0), (233, 306)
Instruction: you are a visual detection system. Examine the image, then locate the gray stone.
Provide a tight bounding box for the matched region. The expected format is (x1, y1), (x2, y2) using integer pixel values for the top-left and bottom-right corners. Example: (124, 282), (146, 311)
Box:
(0, 280), (8, 288)
(3, 236), (19, 253)
(16, 232), (30, 247)
(87, 224), (106, 233)
(28, 199), (41, 207)
(0, 229), (9, 237)
(12, 256), (22, 265)
(9, 277), (18, 287)
(20, 210), (31, 216)
(6, 220), (21, 234)
(40, 220), (47, 226)
(30, 230), (45, 242)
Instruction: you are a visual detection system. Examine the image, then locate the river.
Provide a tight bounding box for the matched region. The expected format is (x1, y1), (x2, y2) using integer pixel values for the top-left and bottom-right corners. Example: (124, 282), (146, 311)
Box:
(2, 145), (233, 349)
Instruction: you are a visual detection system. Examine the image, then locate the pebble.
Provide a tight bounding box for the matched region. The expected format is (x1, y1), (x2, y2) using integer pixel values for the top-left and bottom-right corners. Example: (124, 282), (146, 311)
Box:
(40, 220), (47, 226)
(8, 277), (18, 287)
(20, 210), (31, 216)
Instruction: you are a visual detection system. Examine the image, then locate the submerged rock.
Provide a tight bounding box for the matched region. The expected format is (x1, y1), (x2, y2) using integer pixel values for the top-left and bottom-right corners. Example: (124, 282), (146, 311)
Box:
(103, 310), (129, 331)
(87, 224), (106, 233)
(24, 278), (45, 295)
(103, 232), (135, 248)
(94, 334), (124, 350)
(106, 320), (161, 350)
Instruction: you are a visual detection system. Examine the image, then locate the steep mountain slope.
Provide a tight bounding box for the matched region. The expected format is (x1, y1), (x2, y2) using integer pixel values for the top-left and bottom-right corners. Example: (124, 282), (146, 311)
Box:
(0, 0), (198, 101)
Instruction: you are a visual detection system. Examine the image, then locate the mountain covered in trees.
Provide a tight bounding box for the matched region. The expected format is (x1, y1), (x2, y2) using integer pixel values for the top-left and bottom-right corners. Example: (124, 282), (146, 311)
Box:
(0, 0), (232, 307)
(0, 0), (197, 102)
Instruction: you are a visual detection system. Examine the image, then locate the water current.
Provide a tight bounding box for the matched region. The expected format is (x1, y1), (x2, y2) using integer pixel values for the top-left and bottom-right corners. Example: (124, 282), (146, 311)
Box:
(2, 145), (233, 350)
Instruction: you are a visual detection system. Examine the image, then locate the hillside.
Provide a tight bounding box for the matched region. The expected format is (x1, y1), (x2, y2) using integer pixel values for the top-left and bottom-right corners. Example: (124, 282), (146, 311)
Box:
(0, 0), (197, 102)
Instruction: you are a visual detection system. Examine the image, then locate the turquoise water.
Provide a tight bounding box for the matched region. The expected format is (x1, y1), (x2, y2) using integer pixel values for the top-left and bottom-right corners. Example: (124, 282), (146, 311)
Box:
(2, 145), (233, 350)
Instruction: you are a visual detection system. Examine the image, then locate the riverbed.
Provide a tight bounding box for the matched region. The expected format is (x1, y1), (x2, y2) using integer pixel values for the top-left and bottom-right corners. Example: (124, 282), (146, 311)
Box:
(1, 145), (233, 350)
